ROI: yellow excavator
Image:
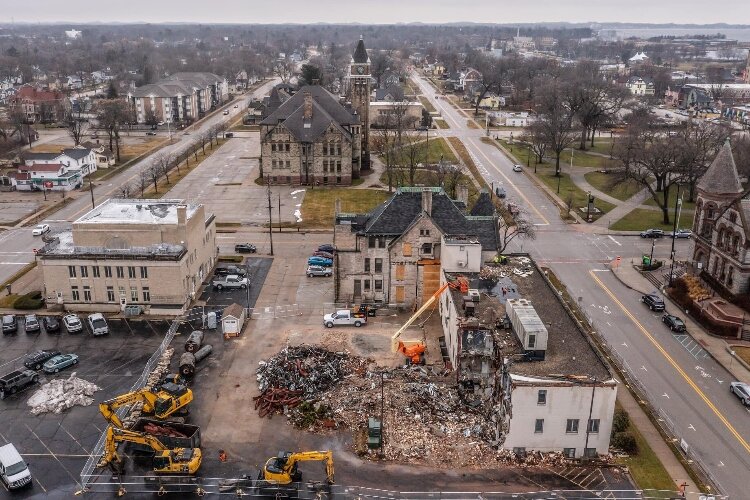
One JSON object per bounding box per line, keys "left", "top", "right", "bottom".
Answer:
{"left": 97, "top": 426, "right": 202, "bottom": 475}
{"left": 260, "top": 451, "right": 334, "bottom": 486}
{"left": 99, "top": 384, "right": 193, "bottom": 428}
{"left": 391, "top": 276, "right": 468, "bottom": 364}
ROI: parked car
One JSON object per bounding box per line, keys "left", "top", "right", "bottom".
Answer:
{"left": 234, "top": 104, "right": 239, "bottom": 108}
{"left": 0, "top": 443, "right": 32, "bottom": 490}
{"left": 323, "top": 310, "right": 366, "bottom": 328}
{"left": 234, "top": 243, "right": 257, "bottom": 253}
{"left": 43, "top": 316, "right": 60, "bottom": 333}
{"left": 416, "top": 125, "right": 429, "bottom": 131}
{"left": 312, "top": 251, "right": 334, "bottom": 260}
{"left": 640, "top": 229, "right": 664, "bottom": 238}
{"left": 224, "top": 132, "right": 234, "bottom": 138}
{"left": 317, "top": 244, "right": 336, "bottom": 254}
{"left": 43, "top": 353, "right": 79, "bottom": 374}
{"left": 306, "top": 265, "right": 332, "bottom": 277}
{"left": 729, "top": 381, "right": 750, "bottom": 406}
{"left": 0, "top": 370, "right": 38, "bottom": 399}
{"left": 24, "top": 350, "right": 61, "bottom": 370}
{"left": 24, "top": 315, "right": 40, "bottom": 333}
{"left": 495, "top": 187, "right": 506, "bottom": 198}
{"left": 669, "top": 229, "right": 692, "bottom": 239}
{"left": 212, "top": 274, "right": 249, "bottom": 291}
{"left": 145, "top": 131, "right": 157, "bottom": 136}
{"left": 87, "top": 313, "right": 109, "bottom": 336}
{"left": 63, "top": 314, "right": 83, "bottom": 333}
{"left": 215, "top": 265, "right": 247, "bottom": 277}
{"left": 512, "top": 164, "right": 523, "bottom": 172}
{"left": 308, "top": 256, "right": 333, "bottom": 267}
{"left": 223, "top": 110, "right": 230, "bottom": 115}
{"left": 32, "top": 224, "right": 50, "bottom": 236}
{"left": 641, "top": 293, "right": 666, "bottom": 312}
{"left": 662, "top": 313, "right": 686, "bottom": 332}
{"left": 2, "top": 315, "right": 18, "bottom": 335}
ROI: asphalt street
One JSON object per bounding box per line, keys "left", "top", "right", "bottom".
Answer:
{"left": 414, "top": 73, "right": 750, "bottom": 498}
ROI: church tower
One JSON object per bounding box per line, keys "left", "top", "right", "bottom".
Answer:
{"left": 348, "top": 36, "right": 371, "bottom": 169}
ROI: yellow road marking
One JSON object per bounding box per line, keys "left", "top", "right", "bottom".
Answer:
{"left": 590, "top": 270, "right": 750, "bottom": 455}
{"left": 471, "top": 139, "right": 550, "bottom": 225}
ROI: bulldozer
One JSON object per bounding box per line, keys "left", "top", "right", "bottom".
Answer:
{"left": 99, "top": 384, "right": 193, "bottom": 428}
{"left": 259, "top": 450, "right": 334, "bottom": 487}
{"left": 97, "top": 426, "right": 202, "bottom": 475}
{"left": 391, "top": 276, "right": 468, "bottom": 364}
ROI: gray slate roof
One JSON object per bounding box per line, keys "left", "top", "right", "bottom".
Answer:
{"left": 260, "top": 85, "right": 358, "bottom": 143}
{"left": 357, "top": 188, "right": 498, "bottom": 251}
{"left": 62, "top": 148, "right": 91, "bottom": 160}
{"left": 23, "top": 152, "right": 59, "bottom": 161}
{"left": 353, "top": 38, "right": 369, "bottom": 64}
{"left": 131, "top": 72, "right": 223, "bottom": 98}
{"left": 470, "top": 192, "right": 495, "bottom": 216}
{"left": 697, "top": 140, "right": 743, "bottom": 195}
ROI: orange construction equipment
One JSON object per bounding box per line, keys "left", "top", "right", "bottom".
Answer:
{"left": 390, "top": 276, "right": 468, "bottom": 362}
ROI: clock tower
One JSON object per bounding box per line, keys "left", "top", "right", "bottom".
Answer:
{"left": 348, "top": 36, "right": 371, "bottom": 170}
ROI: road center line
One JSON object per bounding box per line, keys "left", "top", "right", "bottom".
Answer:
{"left": 589, "top": 270, "right": 750, "bottom": 455}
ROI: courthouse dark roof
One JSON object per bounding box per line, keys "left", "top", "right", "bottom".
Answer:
{"left": 353, "top": 37, "right": 369, "bottom": 64}
{"left": 697, "top": 140, "right": 743, "bottom": 196}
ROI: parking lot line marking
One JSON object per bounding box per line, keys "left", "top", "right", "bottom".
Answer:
{"left": 34, "top": 477, "right": 47, "bottom": 493}
{"left": 0, "top": 432, "right": 7, "bottom": 444}
{"left": 24, "top": 423, "right": 83, "bottom": 488}
{"left": 59, "top": 423, "right": 90, "bottom": 454}
{"left": 590, "top": 270, "right": 750, "bottom": 456}
{"left": 23, "top": 453, "right": 92, "bottom": 457}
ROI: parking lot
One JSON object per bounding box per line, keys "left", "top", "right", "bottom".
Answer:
{"left": 0, "top": 316, "right": 170, "bottom": 497}
{"left": 198, "top": 256, "right": 273, "bottom": 309}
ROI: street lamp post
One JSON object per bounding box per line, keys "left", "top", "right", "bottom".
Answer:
{"left": 650, "top": 238, "right": 656, "bottom": 269}
{"left": 668, "top": 184, "right": 683, "bottom": 287}
{"left": 89, "top": 180, "right": 95, "bottom": 209}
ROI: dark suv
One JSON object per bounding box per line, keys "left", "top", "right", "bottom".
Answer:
{"left": 662, "top": 313, "right": 686, "bottom": 332}
{"left": 2, "top": 315, "right": 17, "bottom": 335}
{"left": 642, "top": 293, "right": 665, "bottom": 311}
{"left": 0, "top": 370, "right": 39, "bottom": 399}
{"left": 24, "top": 350, "right": 61, "bottom": 371}
{"left": 215, "top": 265, "right": 247, "bottom": 277}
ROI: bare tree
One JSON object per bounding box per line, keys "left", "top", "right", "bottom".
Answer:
{"left": 497, "top": 205, "right": 536, "bottom": 254}
{"left": 153, "top": 151, "right": 174, "bottom": 185}
{"left": 116, "top": 181, "right": 135, "bottom": 198}
{"left": 274, "top": 59, "right": 296, "bottom": 84}
{"left": 521, "top": 121, "right": 548, "bottom": 165}
{"left": 67, "top": 110, "right": 89, "bottom": 146}
{"left": 96, "top": 99, "right": 131, "bottom": 162}
{"left": 371, "top": 124, "right": 398, "bottom": 193}
{"left": 138, "top": 168, "right": 150, "bottom": 197}
{"left": 401, "top": 133, "right": 424, "bottom": 185}
{"left": 535, "top": 81, "right": 579, "bottom": 175}
{"left": 147, "top": 162, "right": 160, "bottom": 194}
{"left": 435, "top": 159, "right": 463, "bottom": 198}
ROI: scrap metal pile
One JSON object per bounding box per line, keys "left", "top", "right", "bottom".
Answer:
{"left": 254, "top": 345, "right": 368, "bottom": 418}
{"left": 142, "top": 422, "right": 188, "bottom": 439}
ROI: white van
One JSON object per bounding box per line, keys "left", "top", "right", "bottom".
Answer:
{"left": 0, "top": 443, "right": 32, "bottom": 490}
{"left": 87, "top": 313, "right": 109, "bottom": 336}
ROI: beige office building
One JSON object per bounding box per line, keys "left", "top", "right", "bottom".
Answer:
{"left": 39, "top": 199, "right": 217, "bottom": 316}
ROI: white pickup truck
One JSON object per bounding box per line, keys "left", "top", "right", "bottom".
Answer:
{"left": 211, "top": 274, "right": 248, "bottom": 290}
{"left": 323, "top": 310, "right": 366, "bottom": 328}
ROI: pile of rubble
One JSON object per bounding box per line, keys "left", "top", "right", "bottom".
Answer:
{"left": 27, "top": 373, "right": 101, "bottom": 415}
{"left": 121, "top": 347, "right": 174, "bottom": 428}
{"left": 254, "top": 345, "right": 369, "bottom": 417}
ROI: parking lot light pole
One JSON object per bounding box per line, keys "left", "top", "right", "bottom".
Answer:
{"left": 669, "top": 184, "right": 682, "bottom": 287}
{"left": 89, "top": 180, "right": 95, "bottom": 209}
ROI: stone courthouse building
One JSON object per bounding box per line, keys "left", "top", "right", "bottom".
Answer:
{"left": 334, "top": 187, "right": 500, "bottom": 306}
{"left": 259, "top": 37, "right": 371, "bottom": 185}
{"left": 692, "top": 140, "right": 750, "bottom": 295}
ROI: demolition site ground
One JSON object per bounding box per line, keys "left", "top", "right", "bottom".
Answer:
{"left": 2, "top": 248, "right": 634, "bottom": 497}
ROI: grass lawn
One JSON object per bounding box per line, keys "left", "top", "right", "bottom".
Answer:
{"left": 379, "top": 136, "right": 457, "bottom": 165}
{"left": 557, "top": 148, "right": 614, "bottom": 169}
{"left": 300, "top": 188, "right": 390, "bottom": 228}
{"left": 642, "top": 187, "right": 697, "bottom": 211}
{"left": 467, "top": 120, "right": 480, "bottom": 129}
{"left": 447, "top": 137, "right": 489, "bottom": 189}
{"left": 379, "top": 168, "right": 480, "bottom": 205}
{"left": 614, "top": 404, "right": 676, "bottom": 493}
{"left": 434, "top": 119, "right": 449, "bottom": 129}
{"left": 534, "top": 164, "right": 615, "bottom": 218}
{"left": 610, "top": 208, "right": 680, "bottom": 231}
{"left": 732, "top": 345, "right": 750, "bottom": 365}
{"left": 418, "top": 96, "right": 436, "bottom": 113}
{"left": 584, "top": 137, "right": 615, "bottom": 155}
{"left": 585, "top": 171, "right": 642, "bottom": 201}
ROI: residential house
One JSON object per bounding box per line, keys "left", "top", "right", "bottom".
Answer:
{"left": 373, "top": 85, "right": 404, "bottom": 102}
{"left": 23, "top": 148, "right": 97, "bottom": 178}
{"left": 678, "top": 85, "right": 713, "bottom": 109}
{"left": 369, "top": 100, "right": 422, "bottom": 127}
{"left": 380, "top": 72, "right": 401, "bottom": 88}
{"left": 625, "top": 76, "right": 655, "bottom": 96}
{"left": 478, "top": 93, "right": 503, "bottom": 110}
{"left": 8, "top": 85, "right": 69, "bottom": 123}
{"left": 628, "top": 52, "right": 650, "bottom": 64}
{"left": 16, "top": 163, "right": 81, "bottom": 192}
{"left": 66, "top": 76, "right": 84, "bottom": 90}
{"left": 38, "top": 199, "right": 217, "bottom": 316}
{"left": 235, "top": 70, "right": 249, "bottom": 89}
{"left": 129, "top": 72, "right": 229, "bottom": 124}
{"left": 490, "top": 111, "right": 528, "bottom": 127}
{"left": 82, "top": 142, "right": 116, "bottom": 168}
{"left": 334, "top": 187, "right": 499, "bottom": 306}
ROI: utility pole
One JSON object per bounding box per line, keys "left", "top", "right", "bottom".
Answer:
{"left": 669, "top": 184, "right": 682, "bottom": 287}
{"left": 278, "top": 193, "right": 282, "bottom": 233}
{"left": 89, "top": 180, "right": 95, "bottom": 208}
{"left": 379, "top": 371, "right": 385, "bottom": 458}
{"left": 266, "top": 177, "right": 274, "bottom": 256}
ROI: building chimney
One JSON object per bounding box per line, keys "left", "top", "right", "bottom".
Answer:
{"left": 421, "top": 188, "right": 433, "bottom": 216}
{"left": 176, "top": 204, "right": 187, "bottom": 226}
{"left": 457, "top": 184, "right": 469, "bottom": 206}
{"left": 303, "top": 91, "right": 313, "bottom": 120}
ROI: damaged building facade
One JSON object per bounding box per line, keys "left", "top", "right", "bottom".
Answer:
{"left": 439, "top": 251, "right": 617, "bottom": 458}
{"left": 334, "top": 187, "right": 499, "bottom": 306}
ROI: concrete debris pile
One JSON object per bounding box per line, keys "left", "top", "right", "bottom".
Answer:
{"left": 255, "top": 345, "right": 369, "bottom": 418}
{"left": 27, "top": 373, "right": 101, "bottom": 415}
{"left": 479, "top": 259, "right": 533, "bottom": 281}
{"left": 479, "top": 266, "right": 508, "bottom": 280}
{"left": 121, "top": 347, "right": 174, "bottom": 428}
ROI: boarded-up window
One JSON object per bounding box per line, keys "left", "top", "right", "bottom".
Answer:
{"left": 395, "top": 286, "right": 405, "bottom": 303}
{"left": 403, "top": 243, "right": 412, "bottom": 257}
{"left": 395, "top": 264, "right": 405, "bottom": 280}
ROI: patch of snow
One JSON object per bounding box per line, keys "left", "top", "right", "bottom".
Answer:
{"left": 27, "top": 373, "right": 101, "bottom": 415}
{"left": 290, "top": 189, "right": 306, "bottom": 196}
{"left": 294, "top": 209, "right": 303, "bottom": 223}
{"left": 295, "top": 204, "right": 301, "bottom": 207}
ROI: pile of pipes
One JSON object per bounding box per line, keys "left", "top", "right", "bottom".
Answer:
{"left": 254, "top": 344, "right": 369, "bottom": 417}
{"left": 27, "top": 373, "right": 101, "bottom": 415}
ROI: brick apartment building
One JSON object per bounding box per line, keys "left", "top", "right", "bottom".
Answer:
{"left": 8, "top": 85, "right": 70, "bottom": 123}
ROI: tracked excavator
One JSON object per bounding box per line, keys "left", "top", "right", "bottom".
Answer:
{"left": 391, "top": 276, "right": 468, "bottom": 364}
{"left": 259, "top": 450, "right": 334, "bottom": 486}
{"left": 97, "top": 426, "right": 202, "bottom": 475}
{"left": 99, "top": 383, "right": 193, "bottom": 428}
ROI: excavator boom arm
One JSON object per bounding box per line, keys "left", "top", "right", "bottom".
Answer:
{"left": 285, "top": 451, "right": 335, "bottom": 484}
{"left": 390, "top": 282, "right": 451, "bottom": 351}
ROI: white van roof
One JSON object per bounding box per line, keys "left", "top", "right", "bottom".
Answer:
{"left": 88, "top": 313, "right": 105, "bottom": 320}
{"left": 0, "top": 443, "right": 23, "bottom": 465}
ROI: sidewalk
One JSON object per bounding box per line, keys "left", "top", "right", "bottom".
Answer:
{"left": 612, "top": 262, "right": 750, "bottom": 384}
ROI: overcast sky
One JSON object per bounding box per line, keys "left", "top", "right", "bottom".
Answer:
{"left": 3, "top": 0, "right": 750, "bottom": 25}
